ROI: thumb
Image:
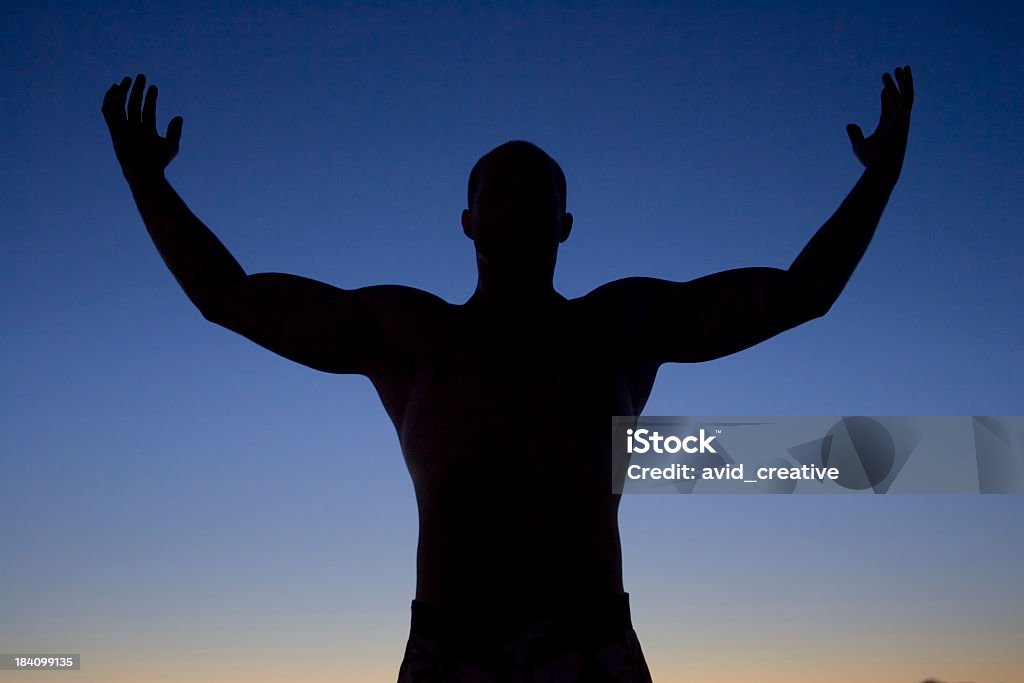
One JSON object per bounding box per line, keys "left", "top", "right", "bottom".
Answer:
{"left": 846, "top": 123, "right": 864, "bottom": 146}
{"left": 166, "top": 116, "right": 184, "bottom": 147}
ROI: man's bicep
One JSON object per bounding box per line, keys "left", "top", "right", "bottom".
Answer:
{"left": 204, "top": 273, "right": 402, "bottom": 375}
{"left": 607, "top": 269, "right": 822, "bottom": 364}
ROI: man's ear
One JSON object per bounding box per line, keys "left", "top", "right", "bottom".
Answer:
{"left": 558, "top": 212, "right": 574, "bottom": 243}
{"left": 461, "top": 209, "right": 475, "bottom": 240}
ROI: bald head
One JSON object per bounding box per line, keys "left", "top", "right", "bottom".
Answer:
{"left": 467, "top": 140, "right": 567, "bottom": 213}
{"left": 461, "top": 140, "right": 573, "bottom": 272}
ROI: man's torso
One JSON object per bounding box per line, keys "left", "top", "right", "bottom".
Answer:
{"left": 365, "top": 291, "right": 660, "bottom": 621}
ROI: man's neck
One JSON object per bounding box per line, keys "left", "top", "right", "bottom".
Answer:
{"left": 467, "top": 266, "right": 565, "bottom": 313}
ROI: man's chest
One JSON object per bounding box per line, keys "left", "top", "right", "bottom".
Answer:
{"left": 394, "top": 312, "right": 650, "bottom": 467}
{"left": 416, "top": 342, "right": 626, "bottom": 413}
{"left": 420, "top": 307, "right": 631, "bottom": 404}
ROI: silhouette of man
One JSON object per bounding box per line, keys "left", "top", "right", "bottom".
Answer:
{"left": 102, "top": 65, "right": 913, "bottom": 682}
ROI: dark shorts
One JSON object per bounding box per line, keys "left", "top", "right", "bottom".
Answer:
{"left": 397, "top": 593, "right": 653, "bottom": 682}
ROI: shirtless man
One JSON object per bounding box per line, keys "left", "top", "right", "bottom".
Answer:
{"left": 102, "top": 65, "right": 913, "bottom": 681}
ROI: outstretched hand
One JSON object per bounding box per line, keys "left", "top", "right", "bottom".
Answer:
{"left": 846, "top": 65, "right": 914, "bottom": 175}
{"left": 102, "top": 74, "right": 183, "bottom": 183}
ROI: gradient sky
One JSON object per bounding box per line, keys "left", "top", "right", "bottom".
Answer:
{"left": 3, "top": 2, "right": 1023, "bottom": 682}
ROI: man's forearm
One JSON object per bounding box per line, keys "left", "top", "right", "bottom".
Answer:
{"left": 788, "top": 164, "right": 900, "bottom": 313}
{"left": 127, "top": 173, "right": 246, "bottom": 317}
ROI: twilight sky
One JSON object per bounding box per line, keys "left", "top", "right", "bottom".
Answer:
{"left": 2, "top": 2, "right": 1022, "bottom": 682}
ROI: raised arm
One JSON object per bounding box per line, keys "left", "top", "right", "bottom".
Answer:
{"left": 102, "top": 74, "right": 427, "bottom": 376}
{"left": 788, "top": 64, "right": 914, "bottom": 311}
{"left": 593, "top": 65, "right": 914, "bottom": 365}
{"left": 102, "top": 74, "right": 244, "bottom": 316}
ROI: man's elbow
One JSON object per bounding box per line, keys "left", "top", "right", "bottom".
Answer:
{"left": 783, "top": 290, "right": 834, "bottom": 324}
{"left": 195, "top": 289, "right": 237, "bottom": 326}
{"left": 805, "top": 296, "right": 835, "bottom": 321}
{"left": 192, "top": 278, "right": 248, "bottom": 326}
{"left": 200, "top": 304, "right": 225, "bottom": 325}
{"left": 784, "top": 271, "right": 836, "bottom": 322}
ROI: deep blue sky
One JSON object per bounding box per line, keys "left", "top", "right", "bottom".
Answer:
{"left": 2, "top": 2, "right": 1022, "bottom": 681}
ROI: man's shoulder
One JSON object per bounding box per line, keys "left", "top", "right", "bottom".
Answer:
{"left": 349, "top": 285, "right": 457, "bottom": 354}
{"left": 575, "top": 276, "right": 680, "bottom": 313}
{"left": 354, "top": 284, "right": 451, "bottom": 310}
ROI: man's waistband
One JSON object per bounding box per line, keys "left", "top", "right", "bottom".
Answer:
{"left": 408, "top": 592, "right": 635, "bottom": 651}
